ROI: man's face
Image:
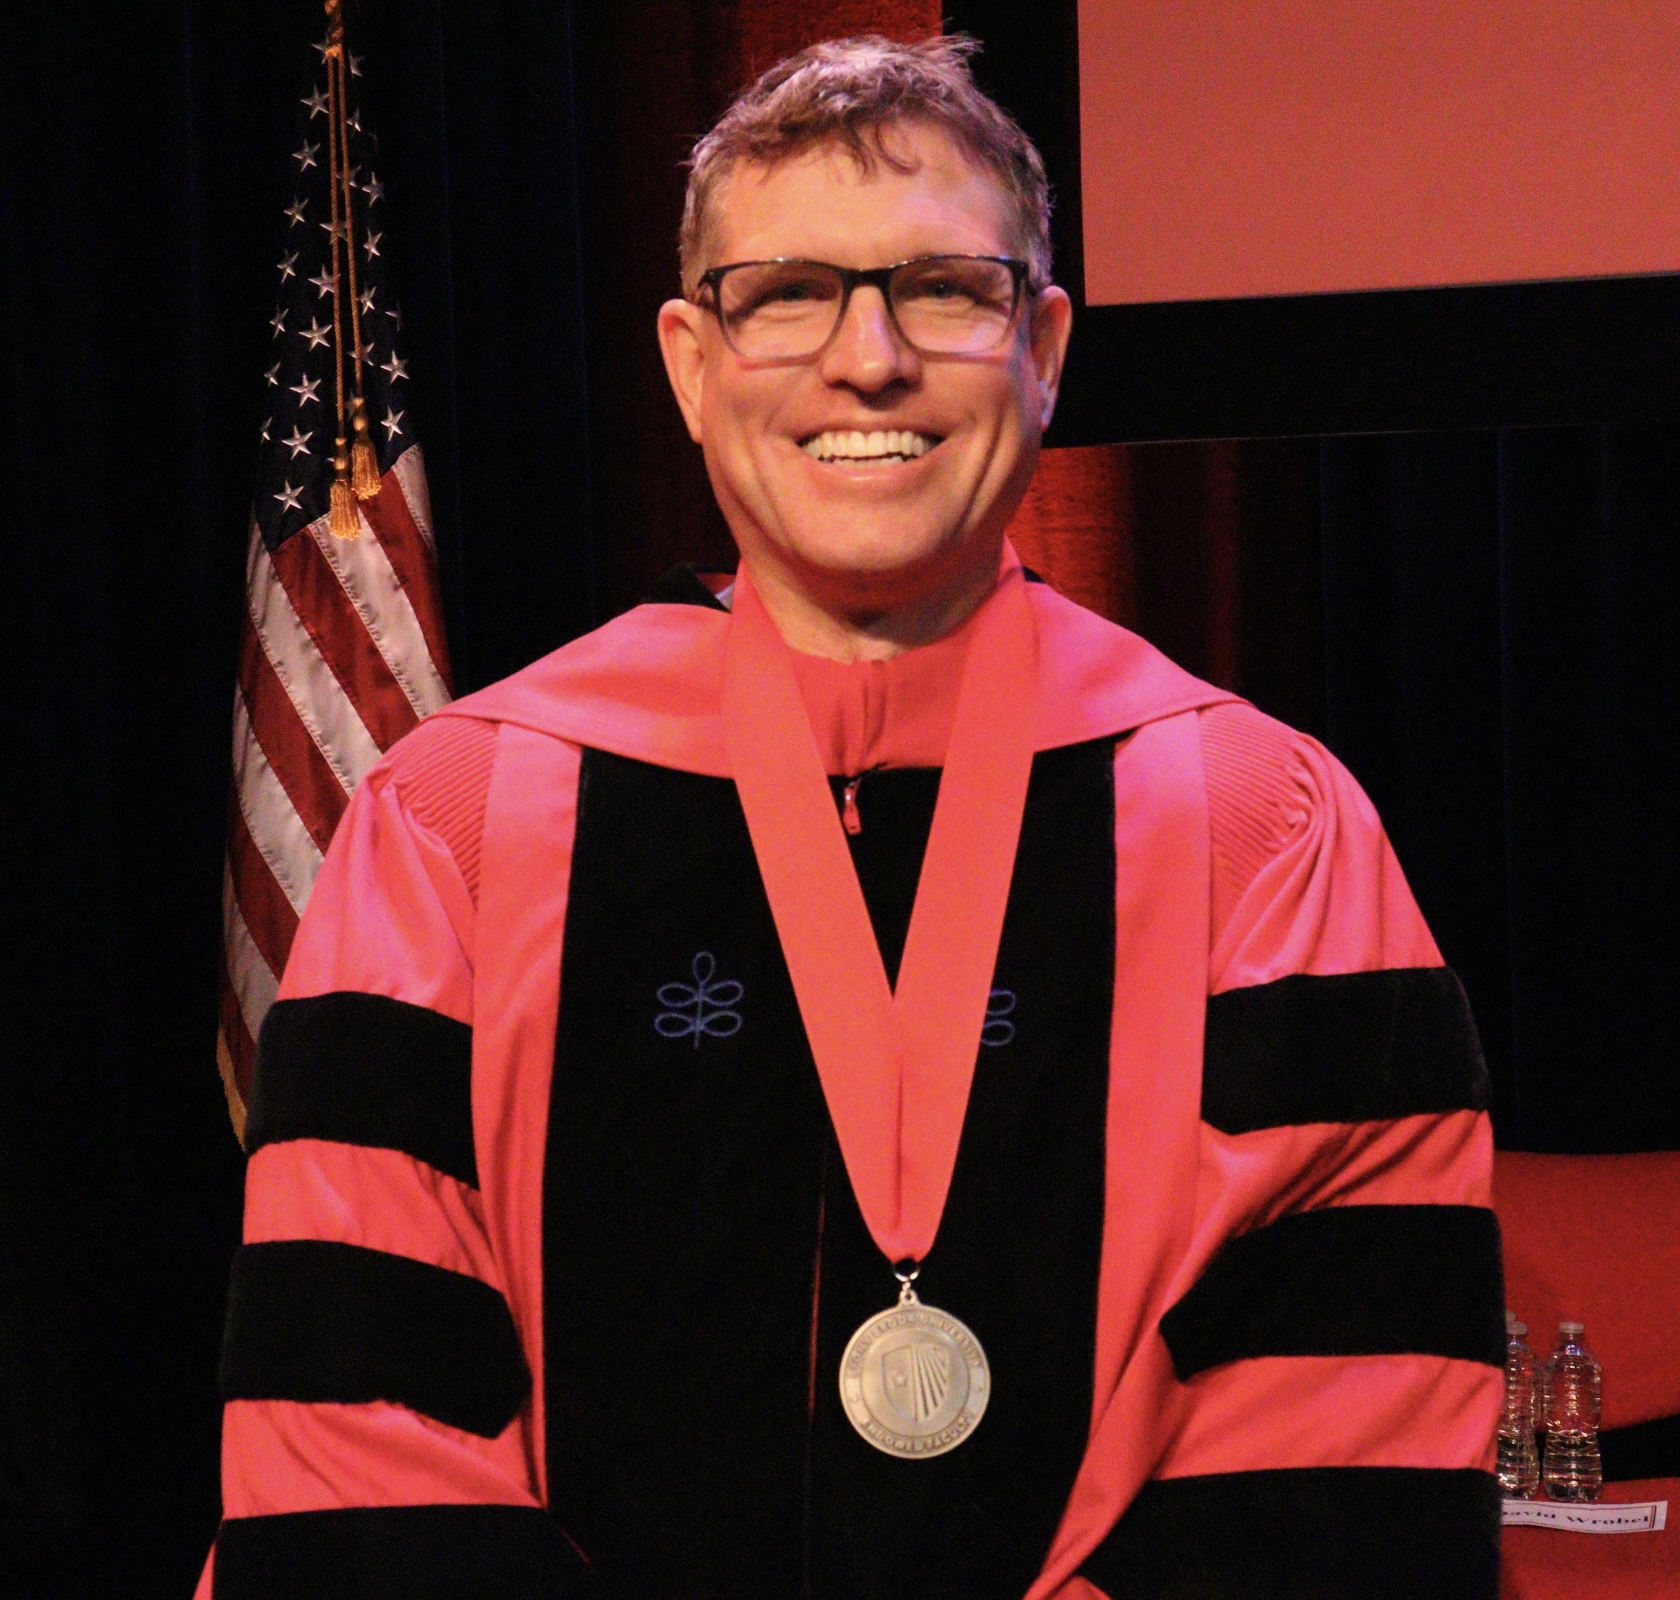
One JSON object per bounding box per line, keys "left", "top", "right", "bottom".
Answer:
{"left": 659, "top": 122, "right": 1072, "bottom": 619}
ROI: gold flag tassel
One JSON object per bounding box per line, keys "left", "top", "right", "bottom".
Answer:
{"left": 330, "top": 436, "right": 359, "bottom": 538}
{"left": 351, "top": 396, "right": 381, "bottom": 498}
{"left": 323, "top": 0, "right": 360, "bottom": 538}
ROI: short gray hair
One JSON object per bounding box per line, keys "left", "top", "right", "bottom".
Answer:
{"left": 680, "top": 35, "right": 1052, "bottom": 296}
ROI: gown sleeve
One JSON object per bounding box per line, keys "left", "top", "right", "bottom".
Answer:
{"left": 1077, "top": 702, "right": 1504, "bottom": 1600}
{"left": 201, "top": 716, "right": 588, "bottom": 1600}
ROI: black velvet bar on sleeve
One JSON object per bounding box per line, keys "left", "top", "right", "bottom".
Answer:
{"left": 1160, "top": 1204, "right": 1506, "bottom": 1380}
{"left": 1203, "top": 967, "right": 1489, "bottom": 1133}
{"left": 1078, "top": 1467, "right": 1501, "bottom": 1599}
{"left": 213, "top": 1505, "right": 590, "bottom": 1599}
{"left": 219, "top": 1240, "right": 529, "bottom": 1438}
{"left": 247, "top": 991, "right": 477, "bottom": 1186}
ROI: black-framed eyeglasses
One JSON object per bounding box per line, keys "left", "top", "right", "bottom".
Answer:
{"left": 694, "top": 255, "right": 1032, "bottom": 362}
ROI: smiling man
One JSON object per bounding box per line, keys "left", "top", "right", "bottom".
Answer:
{"left": 204, "top": 36, "right": 1504, "bottom": 1600}
{"left": 657, "top": 102, "right": 1067, "bottom": 660}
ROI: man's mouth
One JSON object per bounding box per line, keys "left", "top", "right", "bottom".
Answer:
{"left": 799, "top": 429, "right": 941, "bottom": 465}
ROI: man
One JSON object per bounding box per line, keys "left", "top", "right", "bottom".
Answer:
{"left": 204, "top": 36, "right": 1503, "bottom": 1600}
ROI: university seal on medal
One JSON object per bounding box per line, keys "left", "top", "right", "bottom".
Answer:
{"left": 839, "top": 1281, "right": 990, "bottom": 1458}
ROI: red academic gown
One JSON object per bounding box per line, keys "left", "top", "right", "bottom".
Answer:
{"left": 200, "top": 570, "right": 1503, "bottom": 1599}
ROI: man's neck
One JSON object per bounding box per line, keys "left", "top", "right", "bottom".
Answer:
{"left": 741, "top": 547, "right": 1002, "bottom": 663}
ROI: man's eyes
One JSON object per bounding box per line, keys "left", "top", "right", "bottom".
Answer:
{"left": 735, "top": 275, "right": 838, "bottom": 315}
{"left": 766, "top": 279, "right": 831, "bottom": 303}
{"left": 898, "top": 274, "right": 1002, "bottom": 311}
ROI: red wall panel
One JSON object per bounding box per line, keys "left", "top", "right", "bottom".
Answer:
{"left": 1079, "top": 0, "right": 1680, "bottom": 305}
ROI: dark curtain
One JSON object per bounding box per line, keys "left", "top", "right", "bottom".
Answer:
{"left": 1123, "top": 428, "right": 1680, "bottom": 1156}
{"left": 3, "top": 7, "right": 275, "bottom": 1595}
{"left": 1319, "top": 427, "right": 1680, "bottom": 1155}
{"left": 0, "top": 2, "right": 607, "bottom": 1593}
{"left": 3, "top": 3, "right": 1677, "bottom": 1596}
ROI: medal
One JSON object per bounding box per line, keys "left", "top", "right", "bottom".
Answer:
{"left": 722, "top": 553, "right": 1036, "bottom": 1457}
{"left": 839, "top": 1268, "right": 990, "bottom": 1458}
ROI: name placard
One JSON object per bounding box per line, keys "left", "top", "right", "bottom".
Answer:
{"left": 1502, "top": 1500, "right": 1668, "bottom": 1534}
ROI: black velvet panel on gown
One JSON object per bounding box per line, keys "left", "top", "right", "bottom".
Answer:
{"left": 544, "top": 737, "right": 1116, "bottom": 1599}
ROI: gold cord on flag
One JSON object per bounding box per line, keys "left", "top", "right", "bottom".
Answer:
{"left": 323, "top": 0, "right": 370, "bottom": 537}
{"left": 334, "top": 26, "right": 381, "bottom": 499}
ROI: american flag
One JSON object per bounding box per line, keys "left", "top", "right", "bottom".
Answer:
{"left": 218, "top": 25, "right": 453, "bottom": 1137}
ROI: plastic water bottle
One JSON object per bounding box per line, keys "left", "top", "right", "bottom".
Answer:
{"left": 1496, "top": 1312, "right": 1540, "bottom": 1498}
{"left": 1542, "top": 1320, "right": 1602, "bottom": 1502}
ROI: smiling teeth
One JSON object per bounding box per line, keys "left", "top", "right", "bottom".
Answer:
{"left": 801, "top": 429, "right": 935, "bottom": 462}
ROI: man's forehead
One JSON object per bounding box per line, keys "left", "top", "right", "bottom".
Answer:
{"left": 704, "top": 124, "right": 1015, "bottom": 267}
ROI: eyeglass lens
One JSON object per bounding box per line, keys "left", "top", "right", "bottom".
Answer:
{"left": 715, "top": 257, "right": 1020, "bottom": 359}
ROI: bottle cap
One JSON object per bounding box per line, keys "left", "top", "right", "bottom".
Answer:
{"left": 1560, "top": 1320, "right": 1584, "bottom": 1338}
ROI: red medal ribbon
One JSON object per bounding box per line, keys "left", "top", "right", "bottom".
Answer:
{"left": 722, "top": 551, "right": 1038, "bottom": 1264}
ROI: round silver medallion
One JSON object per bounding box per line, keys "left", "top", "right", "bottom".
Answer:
{"left": 839, "top": 1282, "right": 990, "bottom": 1459}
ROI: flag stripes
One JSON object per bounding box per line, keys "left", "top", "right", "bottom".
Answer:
{"left": 217, "top": 943, "right": 257, "bottom": 1109}
{"left": 225, "top": 868, "right": 282, "bottom": 1052}
{"left": 251, "top": 533, "right": 388, "bottom": 785}
{"left": 222, "top": 444, "right": 451, "bottom": 1135}
{"left": 270, "top": 529, "right": 420, "bottom": 752}
{"left": 306, "top": 513, "right": 449, "bottom": 721}
{"left": 230, "top": 689, "right": 323, "bottom": 916}
{"left": 225, "top": 793, "right": 302, "bottom": 975}
{"left": 365, "top": 464, "right": 453, "bottom": 684}
{"left": 237, "top": 613, "right": 349, "bottom": 855}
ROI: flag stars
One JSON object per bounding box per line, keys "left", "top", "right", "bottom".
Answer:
{"left": 274, "top": 482, "right": 305, "bottom": 514}
{"left": 347, "top": 110, "right": 364, "bottom": 134}
{"left": 290, "top": 374, "right": 322, "bottom": 407}
{"left": 294, "top": 140, "right": 320, "bottom": 172}
{"left": 300, "top": 317, "right": 331, "bottom": 350}
{"left": 380, "top": 408, "right": 405, "bottom": 442}
{"left": 260, "top": 419, "right": 272, "bottom": 443}
{"left": 349, "top": 52, "right": 363, "bottom": 77}
{"left": 319, "top": 217, "right": 345, "bottom": 243}
{"left": 265, "top": 361, "right": 281, "bottom": 387}
{"left": 282, "top": 425, "right": 314, "bottom": 460}
{"left": 277, "top": 250, "right": 298, "bottom": 282}
{"left": 359, "top": 286, "right": 376, "bottom": 315}
{"left": 284, "top": 197, "right": 307, "bottom": 228}
{"left": 388, "top": 305, "right": 402, "bottom": 331}
{"left": 269, "top": 308, "right": 287, "bottom": 337}
{"left": 380, "top": 352, "right": 409, "bottom": 383}
{"left": 303, "top": 87, "right": 329, "bottom": 119}
{"left": 308, "top": 267, "right": 336, "bottom": 299}
{"left": 363, "top": 230, "right": 382, "bottom": 260}
{"left": 361, "top": 173, "right": 384, "bottom": 204}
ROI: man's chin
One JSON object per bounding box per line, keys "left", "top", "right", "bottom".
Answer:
{"left": 776, "top": 519, "right": 975, "bottom": 589}
{"left": 779, "top": 531, "right": 967, "bottom": 598}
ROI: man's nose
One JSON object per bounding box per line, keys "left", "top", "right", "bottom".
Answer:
{"left": 817, "top": 285, "right": 919, "bottom": 391}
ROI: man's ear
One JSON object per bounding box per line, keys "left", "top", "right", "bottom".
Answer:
{"left": 658, "top": 297, "right": 708, "bottom": 445}
{"left": 1027, "top": 285, "right": 1073, "bottom": 431}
